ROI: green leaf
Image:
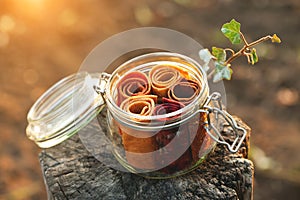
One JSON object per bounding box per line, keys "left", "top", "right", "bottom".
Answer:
{"left": 213, "top": 62, "right": 233, "bottom": 82}
{"left": 250, "top": 48, "right": 258, "bottom": 65}
{"left": 215, "top": 61, "right": 225, "bottom": 71}
{"left": 223, "top": 67, "right": 233, "bottom": 80}
{"left": 213, "top": 70, "right": 223, "bottom": 82}
{"left": 221, "top": 19, "right": 241, "bottom": 44}
{"left": 212, "top": 47, "right": 226, "bottom": 62}
{"left": 246, "top": 48, "right": 258, "bottom": 65}
{"left": 199, "top": 48, "right": 213, "bottom": 71}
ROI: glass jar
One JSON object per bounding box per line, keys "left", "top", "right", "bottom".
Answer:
{"left": 26, "top": 52, "right": 247, "bottom": 179}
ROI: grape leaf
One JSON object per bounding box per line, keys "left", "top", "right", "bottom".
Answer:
{"left": 199, "top": 48, "right": 213, "bottom": 71}
{"left": 212, "top": 47, "right": 226, "bottom": 62}
{"left": 213, "top": 62, "right": 233, "bottom": 82}
{"left": 221, "top": 19, "right": 241, "bottom": 44}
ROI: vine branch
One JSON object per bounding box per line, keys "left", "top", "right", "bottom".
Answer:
{"left": 200, "top": 19, "right": 281, "bottom": 82}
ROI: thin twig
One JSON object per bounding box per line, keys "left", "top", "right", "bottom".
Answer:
{"left": 207, "top": 69, "right": 216, "bottom": 80}
{"left": 225, "top": 35, "right": 273, "bottom": 66}
{"left": 224, "top": 48, "right": 235, "bottom": 56}
{"left": 240, "top": 32, "right": 249, "bottom": 46}
{"left": 248, "top": 35, "right": 273, "bottom": 47}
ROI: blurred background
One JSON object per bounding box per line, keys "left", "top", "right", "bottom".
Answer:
{"left": 0, "top": 0, "right": 299, "bottom": 199}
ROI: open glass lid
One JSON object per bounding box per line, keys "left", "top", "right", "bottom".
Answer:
{"left": 26, "top": 72, "right": 105, "bottom": 148}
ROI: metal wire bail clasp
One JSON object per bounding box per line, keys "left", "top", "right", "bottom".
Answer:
{"left": 203, "top": 92, "right": 247, "bottom": 153}
{"left": 93, "top": 72, "right": 111, "bottom": 101}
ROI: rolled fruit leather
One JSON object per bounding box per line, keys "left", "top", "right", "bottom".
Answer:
{"left": 115, "top": 65, "right": 211, "bottom": 171}
{"left": 149, "top": 64, "right": 189, "bottom": 97}
{"left": 114, "top": 71, "right": 158, "bottom": 169}
{"left": 116, "top": 71, "right": 151, "bottom": 105}
{"left": 153, "top": 98, "right": 192, "bottom": 173}
{"left": 150, "top": 64, "right": 208, "bottom": 166}
{"left": 118, "top": 94, "right": 159, "bottom": 169}
{"left": 167, "top": 77, "right": 211, "bottom": 163}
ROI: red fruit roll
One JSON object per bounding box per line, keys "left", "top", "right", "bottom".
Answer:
{"left": 153, "top": 98, "right": 192, "bottom": 173}
{"left": 168, "top": 79, "right": 201, "bottom": 105}
{"left": 167, "top": 79, "right": 208, "bottom": 164}
{"left": 116, "top": 71, "right": 151, "bottom": 105}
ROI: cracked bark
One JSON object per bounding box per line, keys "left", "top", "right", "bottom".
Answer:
{"left": 39, "top": 112, "right": 253, "bottom": 200}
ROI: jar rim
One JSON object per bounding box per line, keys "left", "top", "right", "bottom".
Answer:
{"left": 105, "top": 52, "right": 209, "bottom": 124}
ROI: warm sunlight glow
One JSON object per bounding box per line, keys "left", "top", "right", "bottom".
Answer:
{"left": 9, "top": 0, "right": 48, "bottom": 19}
{"left": 24, "top": 0, "right": 45, "bottom": 6}
{"left": 0, "top": 15, "right": 15, "bottom": 33}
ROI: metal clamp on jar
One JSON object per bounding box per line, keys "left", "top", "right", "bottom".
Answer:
{"left": 26, "top": 52, "right": 246, "bottom": 178}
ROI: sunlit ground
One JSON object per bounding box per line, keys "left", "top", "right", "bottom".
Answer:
{"left": 0, "top": 0, "right": 300, "bottom": 199}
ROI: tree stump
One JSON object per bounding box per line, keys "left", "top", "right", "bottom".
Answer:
{"left": 39, "top": 113, "right": 253, "bottom": 200}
